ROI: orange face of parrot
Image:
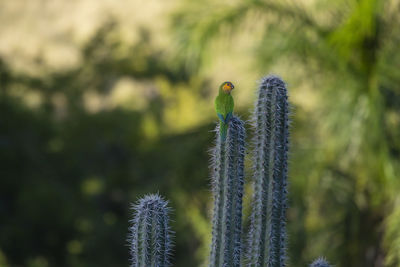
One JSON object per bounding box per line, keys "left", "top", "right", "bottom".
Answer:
{"left": 222, "top": 81, "right": 234, "bottom": 93}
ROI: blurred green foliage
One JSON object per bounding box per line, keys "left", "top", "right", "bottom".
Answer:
{"left": 0, "top": 20, "right": 214, "bottom": 267}
{"left": 0, "top": 0, "right": 399, "bottom": 266}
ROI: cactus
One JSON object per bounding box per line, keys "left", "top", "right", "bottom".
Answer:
{"left": 127, "top": 76, "right": 335, "bottom": 267}
{"left": 247, "top": 75, "right": 290, "bottom": 267}
{"left": 310, "top": 258, "right": 332, "bottom": 267}
{"left": 209, "top": 115, "right": 246, "bottom": 267}
{"left": 129, "top": 194, "right": 173, "bottom": 267}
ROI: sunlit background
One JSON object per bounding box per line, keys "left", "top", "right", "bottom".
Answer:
{"left": 0, "top": 0, "right": 399, "bottom": 266}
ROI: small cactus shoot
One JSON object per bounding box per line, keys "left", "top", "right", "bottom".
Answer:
{"left": 310, "top": 257, "right": 332, "bottom": 267}
{"left": 129, "top": 194, "right": 173, "bottom": 267}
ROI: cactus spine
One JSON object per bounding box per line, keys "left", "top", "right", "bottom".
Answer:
{"left": 209, "top": 116, "right": 246, "bottom": 267}
{"left": 310, "top": 258, "right": 332, "bottom": 267}
{"left": 129, "top": 194, "right": 173, "bottom": 267}
{"left": 247, "top": 76, "right": 289, "bottom": 267}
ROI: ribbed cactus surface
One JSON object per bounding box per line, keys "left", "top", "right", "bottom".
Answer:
{"left": 129, "top": 194, "right": 173, "bottom": 267}
{"left": 310, "top": 258, "right": 332, "bottom": 267}
{"left": 209, "top": 115, "right": 246, "bottom": 267}
{"left": 247, "top": 75, "right": 290, "bottom": 267}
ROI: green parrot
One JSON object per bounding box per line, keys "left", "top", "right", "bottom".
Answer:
{"left": 215, "top": 81, "right": 235, "bottom": 140}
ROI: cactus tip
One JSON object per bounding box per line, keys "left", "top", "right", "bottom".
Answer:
{"left": 310, "top": 257, "right": 332, "bottom": 267}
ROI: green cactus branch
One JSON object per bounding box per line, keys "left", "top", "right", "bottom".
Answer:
{"left": 129, "top": 194, "right": 173, "bottom": 267}
{"left": 210, "top": 115, "right": 246, "bottom": 267}
{"left": 247, "top": 75, "right": 290, "bottom": 267}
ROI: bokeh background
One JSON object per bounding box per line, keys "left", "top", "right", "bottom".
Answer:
{"left": 0, "top": 0, "right": 399, "bottom": 266}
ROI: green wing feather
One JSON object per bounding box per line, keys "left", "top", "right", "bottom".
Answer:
{"left": 215, "top": 93, "right": 234, "bottom": 140}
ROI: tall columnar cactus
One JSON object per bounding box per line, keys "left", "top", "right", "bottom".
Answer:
{"left": 209, "top": 116, "right": 246, "bottom": 267}
{"left": 129, "top": 194, "right": 173, "bottom": 267}
{"left": 310, "top": 258, "right": 332, "bottom": 267}
{"left": 247, "top": 75, "right": 290, "bottom": 267}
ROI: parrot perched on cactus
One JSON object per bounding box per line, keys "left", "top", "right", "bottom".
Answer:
{"left": 215, "top": 81, "right": 235, "bottom": 140}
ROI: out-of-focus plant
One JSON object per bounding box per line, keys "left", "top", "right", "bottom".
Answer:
{"left": 0, "top": 20, "right": 214, "bottom": 267}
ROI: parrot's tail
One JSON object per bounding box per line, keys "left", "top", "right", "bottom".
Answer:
{"left": 219, "top": 121, "right": 228, "bottom": 141}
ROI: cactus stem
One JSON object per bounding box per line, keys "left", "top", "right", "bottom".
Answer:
{"left": 247, "top": 75, "right": 289, "bottom": 267}
{"left": 129, "top": 194, "right": 173, "bottom": 267}
{"left": 210, "top": 115, "right": 245, "bottom": 267}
